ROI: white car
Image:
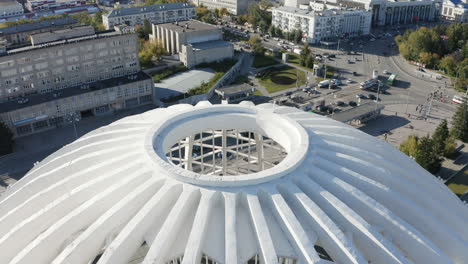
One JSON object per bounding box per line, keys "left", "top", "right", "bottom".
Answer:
{"left": 346, "top": 79, "right": 353, "bottom": 83}
{"left": 383, "top": 70, "right": 390, "bottom": 74}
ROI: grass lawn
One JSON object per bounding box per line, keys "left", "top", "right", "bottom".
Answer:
{"left": 254, "top": 88, "right": 264, "bottom": 96}
{"left": 446, "top": 164, "right": 468, "bottom": 197}
{"left": 253, "top": 55, "right": 279, "bottom": 68}
{"left": 257, "top": 65, "right": 306, "bottom": 93}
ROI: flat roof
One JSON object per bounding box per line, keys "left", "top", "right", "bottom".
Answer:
{"left": 0, "top": 71, "right": 151, "bottom": 113}
{"left": 0, "top": 17, "right": 78, "bottom": 36}
{"left": 190, "top": 39, "right": 231, "bottom": 50}
{"left": 156, "top": 19, "right": 217, "bottom": 33}
{"left": 0, "top": 0, "right": 20, "bottom": 7}
{"left": 3, "top": 30, "right": 128, "bottom": 56}
{"left": 331, "top": 102, "right": 384, "bottom": 123}
{"left": 215, "top": 84, "right": 253, "bottom": 96}
{"left": 106, "top": 3, "right": 194, "bottom": 18}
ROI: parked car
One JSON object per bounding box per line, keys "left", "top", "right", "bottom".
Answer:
{"left": 355, "top": 94, "right": 366, "bottom": 99}
{"left": 352, "top": 72, "right": 357, "bottom": 76}
{"left": 383, "top": 70, "right": 390, "bottom": 74}
{"left": 349, "top": 101, "right": 357, "bottom": 106}
{"left": 335, "top": 101, "right": 345, "bottom": 106}
{"left": 346, "top": 79, "right": 353, "bottom": 83}
{"left": 331, "top": 79, "right": 341, "bottom": 85}
{"left": 329, "top": 54, "right": 336, "bottom": 58}
{"left": 367, "top": 94, "right": 376, "bottom": 100}
{"left": 17, "top": 98, "right": 29, "bottom": 104}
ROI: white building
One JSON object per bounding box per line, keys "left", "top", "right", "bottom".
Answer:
{"left": 102, "top": 2, "right": 196, "bottom": 30}
{"left": 441, "top": 0, "right": 468, "bottom": 21}
{"left": 193, "top": 0, "right": 249, "bottom": 15}
{"left": 285, "top": 0, "right": 437, "bottom": 26}
{"left": 0, "top": 0, "right": 24, "bottom": 19}
{"left": 151, "top": 20, "right": 233, "bottom": 68}
{"left": 272, "top": 6, "right": 372, "bottom": 44}
{"left": 0, "top": 102, "right": 467, "bottom": 264}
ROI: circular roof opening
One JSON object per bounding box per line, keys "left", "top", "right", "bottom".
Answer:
{"left": 166, "top": 129, "right": 288, "bottom": 176}
{"left": 145, "top": 105, "right": 309, "bottom": 187}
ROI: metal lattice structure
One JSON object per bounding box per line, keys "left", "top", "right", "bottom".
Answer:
{"left": 0, "top": 101, "right": 467, "bottom": 264}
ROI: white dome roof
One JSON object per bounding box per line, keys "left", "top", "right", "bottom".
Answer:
{"left": 0, "top": 101, "right": 467, "bottom": 264}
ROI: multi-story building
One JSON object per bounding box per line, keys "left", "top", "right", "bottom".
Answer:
{"left": 25, "top": 0, "right": 87, "bottom": 12}
{"left": 150, "top": 20, "right": 234, "bottom": 68}
{"left": 0, "top": 0, "right": 24, "bottom": 19}
{"left": 0, "top": 29, "right": 154, "bottom": 137}
{"left": 272, "top": 6, "right": 372, "bottom": 44}
{"left": 0, "top": 17, "right": 78, "bottom": 47}
{"left": 102, "top": 3, "right": 196, "bottom": 29}
{"left": 441, "top": 0, "right": 468, "bottom": 21}
{"left": 285, "top": 0, "right": 436, "bottom": 27}
{"left": 192, "top": 0, "right": 249, "bottom": 15}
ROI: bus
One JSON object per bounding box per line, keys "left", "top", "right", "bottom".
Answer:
{"left": 452, "top": 95, "right": 466, "bottom": 104}
{"left": 386, "top": 74, "right": 397, "bottom": 86}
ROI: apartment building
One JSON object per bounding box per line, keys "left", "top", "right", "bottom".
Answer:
{"left": 151, "top": 20, "right": 233, "bottom": 68}
{"left": 193, "top": 0, "right": 249, "bottom": 15}
{"left": 441, "top": 0, "right": 467, "bottom": 22}
{"left": 0, "top": 30, "right": 154, "bottom": 137}
{"left": 25, "top": 0, "right": 86, "bottom": 12}
{"left": 284, "top": 0, "right": 436, "bottom": 27}
{"left": 0, "top": 17, "right": 78, "bottom": 47}
{"left": 272, "top": 6, "right": 372, "bottom": 44}
{"left": 0, "top": 0, "right": 24, "bottom": 19}
{"left": 102, "top": 2, "right": 195, "bottom": 29}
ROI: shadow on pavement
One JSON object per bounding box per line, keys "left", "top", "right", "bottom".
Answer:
{"left": 359, "top": 114, "right": 411, "bottom": 137}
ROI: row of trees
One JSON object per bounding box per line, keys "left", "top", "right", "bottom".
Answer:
{"left": 196, "top": 5, "right": 229, "bottom": 24}
{"left": 400, "top": 101, "right": 468, "bottom": 174}
{"left": 0, "top": 14, "right": 67, "bottom": 28}
{"left": 395, "top": 23, "right": 468, "bottom": 91}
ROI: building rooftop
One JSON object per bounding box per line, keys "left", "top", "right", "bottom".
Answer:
{"left": 0, "top": 0, "right": 20, "bottom": 7}
{"left": 190, "top": 39, "right": 231, "bottom": 50}
{"left": 1, "top": 102, "right": 467, "bottom": 263}
{"left": 3, "top": 30, "right": 131, "bottom": 56}
{"left": 0, "top": 71, "right": 151, "bottom": 114}
{"left": 215, "top": 83, "right": 254, "bottom": 96}
{"left": 156, "top": 19, "right": 217, "bottom": 33}
{"left": 105, "top": 2, "right": 194, "bottom": 18}
{"left": 0, "top": 17, "right": 78, "bottom": 36}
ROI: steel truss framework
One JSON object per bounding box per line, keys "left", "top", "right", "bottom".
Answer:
{"left": 167, "top": 129, "right": 287, "bottom": 176}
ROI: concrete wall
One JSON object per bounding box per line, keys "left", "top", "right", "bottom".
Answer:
{"left": 181, "top": 43, "right": 234, "bottom": 68}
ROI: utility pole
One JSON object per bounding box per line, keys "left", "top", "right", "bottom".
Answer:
{"left": 405, "top": 88, "right": 411, "bottom": 114}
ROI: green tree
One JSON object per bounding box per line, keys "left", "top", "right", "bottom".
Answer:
{"left": 268, "top": 24, "right": 275, "bottom": 36}
{"left": 258, "top": 20, "right": 268, "bottom": 34}
{"left": 439, "top": 56, "right": 456, "bottom": 75}
{"left": 414, "top": 136, "right": 442, "bottom": 174}
{"left": 249, "top": 35, "right": 265, "bottom": 56}
{"left": 444, "top": 136, "right": 458, "bottom": 159}
{"left": 139, "top": 40, "right": 166, "bottom": 68}
{"left": 219, "top": 8, "right": 229, "bottom": 17}
{"left": 0, "top": 122, "right": 13, "bottom": 156}
{"left": 143, "top": 19, "right": 152, "bottom": 39}
{"left": 399, "top": 135, "right": 419, "bottom": 157}
{"left": 299, "top": 43, "right": 311, "bottom": 67}
{"left": 419, "top": 52, "right": 433, "bottom": 67}
{"left": 432, "top": 119, "right": 449, "bottom": 156}
{"left": 293, "top": 29, "right": 303, "bottom": 44}
{"left": 451, "top": 101, "right": 468, "bottom": 142}
{"left": 213, "top": 8, "right": 220, "bottom": 19}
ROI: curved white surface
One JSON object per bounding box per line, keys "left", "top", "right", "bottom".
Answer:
{"left": 0, "top": 101, "right": 467, "bottom": 264}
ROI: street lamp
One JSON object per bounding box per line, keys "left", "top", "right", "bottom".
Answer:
{"left": 64, "top": 112, "right": 81, "bottom": 139}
